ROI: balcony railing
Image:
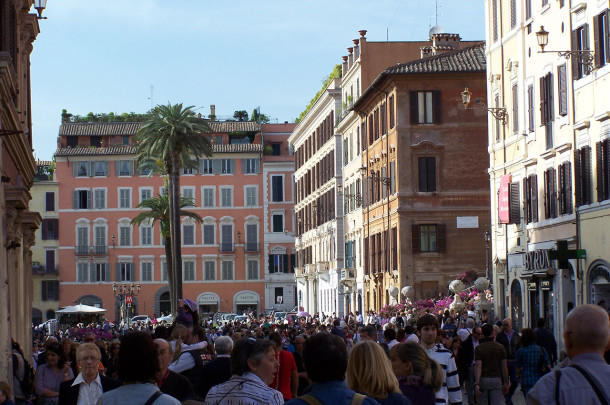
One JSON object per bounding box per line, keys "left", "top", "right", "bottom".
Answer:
{"left": 32, "top": 264, "right": 59, "bottom": 274}
{"left": 244, "top": 242, "right": 259, "bottom": 252}
{"left": 75, "top": 245, "right": 108, "bottom": 255}
{"left": 75, "top": 245, "right": 90, "bottom": 255}
{"left": 93, "top": 245, "right": 108, "bottom": 255}
{"left": 219, "top": 242, "right": 234, "bottom": 253}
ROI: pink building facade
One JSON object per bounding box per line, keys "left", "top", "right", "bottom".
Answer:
{"left": 55, "top": 120, "right": 295, "bottom": 321}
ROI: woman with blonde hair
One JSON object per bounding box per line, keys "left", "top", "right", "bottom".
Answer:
{"left": 347, "top": 341, "right": 412, "bottom": 405}
{"left": 389, "top": 342, "right": 442, "bottom": 405}
{"left": 169, "top": 324, "right": 189, "bottom": 362}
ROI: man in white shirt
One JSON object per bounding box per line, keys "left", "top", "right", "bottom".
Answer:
{"left": 457, "top": 317, "right": 476, "bottom": 342}
{"left": 58, "top": 343, "right": 120, "bottom": 405}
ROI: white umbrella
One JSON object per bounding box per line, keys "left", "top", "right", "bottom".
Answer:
{"left": 56, "top": 304, "right": 106, "bottom": 314}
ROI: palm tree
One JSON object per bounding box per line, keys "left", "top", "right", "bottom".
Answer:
{"left": 131, "top": 194, "right": 202, "bottom": 316}
{"left": 134, "top": 103, "right": 212, "bottom": 309}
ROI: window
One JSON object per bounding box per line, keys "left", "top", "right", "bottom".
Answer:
{"left": 245, "top": 186, "right": 257, "bottom": 207}
{"left": 245, "top": 224, "right": 258, "bottom": 252}
{"left": 93, "top": 161, "right": 108, "bottom": 177}
{"left": 271, "top": 176, "right": 284, "bottom": 202}
{"left": 492, "top": 0, "right": 498, "bottom": 42}
{"left": 220, "top": 224, "right": 233, "bottom": 252}
{"left": 525, "top": 0, "right": 532, "bottom": 20}
{"left": 200, "top": 159, "right": 213, "bottom": 174}
{"left": 220, "top": 187, "right": 233, "bottom": 207}
{"left": 540, "top": 73, "right": 554, "bottom": 149}
{"left": 183, "top": 224, "right": 195, "bottom": 245}
{"left": 412, "top": 224, "right": 446, "bottom": 253}
{"left": 119, "top": 262, "right": 134, "bottom": 281}
{"left": 544, "top": 167, "right": 558, "bottom": 219}
{"left": 76, "top": 227, "right": 89, "bottom": 253}
{"left": 94, "top": 189, "right": 106, "bottom": 210}
{"left": 558, "top": 162, "right": 573, "bottom": 215}
{"left": 119, "top": 188, "right": 131, "bottom": 209}
{"left": 275, "top": 287, "right": 283, "bottom": 305}
{"left": 527, "top": 84, "right": 534, "bottom": 133}
{"left": 575, "top": 146, "right": 592, "bottom": 206}
{"left": 204, "top": 261, "right": 216, "bottom": 280}
{"left": 41, "top": 280, "right": 59, "bottom": 301}
{"left": 221, "top": 159, "right": 233, "bottom": 174}
{"left": 512, "top": 83, "right": 518, "bottom": 134}
{"left": 77, "top": 262, "right": 89, "bottom": 282}
{"left": 203, "top": 225, "right": 215, "bottom": 245}
{"left": 45, "top": 249, "right": 54, "bottom": 271}
{"left": 93, "top": 226, "right": 106, "bottom": 254}
{"left": 67, "top": 137, "right": 78, "bottom": 148}
{"left": 524, "top": 174, "right": 538, "bottom": 224}
{"left": 594, "top": 10, "right": 610, "bottom": 68}
{"left": 75, "top": 161, "right": 89, "bottom": 177}
{"left": 140, "top": 225, "right": 153, "bottom": 246}
{"left": 572, "top": 24, "right": 591, "bottom": 80}
{"left": 161, "top": 261, "right": 168, "bottom": 282}
{"left": 243, "top": 158, "right": 259, "bottom": 174}
{"left": 247, "top": 260, "right": 258, "bottom": 280}
{"left": 116, "top": 160, "right": 134, "bottom": 176}
{"left": 558, "top": 65, "right": 568, "bottom": 116}
{"left": 221, "top": 261, "right": 234, "bottom": 280}
{"left": 119, "top": 225, "right": 131, "bottom": 246}
{"left": 41, "top": 218, "right": 59, "bottom": 240}
{"left": 140, "top": 188, "right": 153, "bottom": 204}
{"left": 183, "top": 166, "right": 196, "bottom": 175}
{"left": 272, "top": 214, "right": 284, "bottom": 233}
{"left": 122, "top": 136, "right": 130, "bottom": 145}
{"left": 597, "top": 139, "right": 610, "bottom": 202}
{"left": 389, "top": 95, "right": 395, "bottom": 129}
{"left": 183, "top": 261, "right": 195, "bottom": 281}
{"left": 268, "top": 254, "right": 288, "bottom": 273}
{"left": 73, "top": 190, "right": 92, "bottom": 209}
{"left": 418, "top": 157, "right": 436, "bottom": 192}
{"left": 410, "top": 91, "right": 441, "bottom": 124}
{"left": 91, "top": 263, "right": 109, "bottom": 282}
{"left": 270, "top": 144, "right": 281, "bottom": 155}
{"left": 182, "top": 187, "right": 195, "bottom": 206}
{"left": 202, "top": 187, "right": 215, "bottom": 207}
{"left": 45, "top": 192, "right": 55, "bottom": 212}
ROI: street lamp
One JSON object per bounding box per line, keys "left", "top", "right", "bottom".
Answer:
{"left": 112, "top": 282, "right": 141, "bottom": 327}
{"left": 34, "top": 0, "right": 48, "bottom": 19}
{"left": 535, "top": 26, "right": 594, "bottom": 69}
{"left": 461, "top": 87, "right": 507, "bottom": 124}
{"left": 483, "top": 230, "right": 490, "bottom": 280}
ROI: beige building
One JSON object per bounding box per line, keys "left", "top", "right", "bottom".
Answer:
{"left": 31, "top": 161, "right": 60, "bottom": 325}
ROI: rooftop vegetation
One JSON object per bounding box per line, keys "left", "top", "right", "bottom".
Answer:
{"left": 295, "top": 64, "right": 342, "bottom": 123}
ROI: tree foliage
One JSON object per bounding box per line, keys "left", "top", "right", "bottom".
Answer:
{"left": 61, "top": 109, "right": 151, "bottom": 123}
{"left": 295, "top": 64, "right": 342, "bottom": 123}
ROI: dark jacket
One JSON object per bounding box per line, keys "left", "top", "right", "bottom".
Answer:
{"left": 195, "top": 355, "right": 231, "bottom": 399}
{"left": 456, "top": 333, "right": 476, "bottom": 382}
{"left": 535, "top": 327, "right": 557, "bottom": 364}
{"left": 159, "top": 370, "right": 194, "bottom": 402}
{"left": 496, "top": 330, "right": 520, "bottom": 360}
{"left": 58, "top": 375, "right": 121, "bottom": 405}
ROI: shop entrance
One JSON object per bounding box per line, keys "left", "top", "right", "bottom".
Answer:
{"left": 511, "top": 280, "right": 523, "bottom": 330}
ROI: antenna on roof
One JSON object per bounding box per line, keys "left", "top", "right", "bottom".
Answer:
{"left": 148, "top": 85, "right": 154, "bottom": 110}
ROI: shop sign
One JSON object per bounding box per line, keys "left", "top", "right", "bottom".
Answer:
{"left": 236, "top": 293, "right": 258, "bottom": 304}
{"left": 540, "top": 281, "right": 551, "bottom": 291}
{"left": 527, "top": 282, "right": 537, "bottom": 291}
{"left": 525, "top": 249, "right": 551, "bottom": 272}
{"left": 199, "top": 294, "right": 218, "bottom": 303}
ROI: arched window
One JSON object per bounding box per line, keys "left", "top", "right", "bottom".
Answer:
{"left": 78, "top": 294, "right": 103, "bottom": 308}
{"left": 588, "top": 265, "right": 610, "bottom": 304}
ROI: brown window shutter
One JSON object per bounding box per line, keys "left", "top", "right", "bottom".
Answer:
{"left": 605, "top": 140, "right": 610, "bottom": 200}
{"left": 532, "top": 174, "right": 539, "bottom": 222}
{"left": 594, "top": 15, "right": 602, "bottom": 68}
{"left": 552, "top": 167, "right": 558, "bottom": 218}
{"left": 558, "top": 65, "right": 568, "bottom": 116}
{"left": 512, "top": 84, "right": 519, "bottom": 133}
{"left": 412, "top": 224, "right": 421, "bottom": 253}
{"left": 597, "top": 141, "right": 604, "bottom": 202}
{"left": 605, "top": 12, "right": 610, "bottom": 64}
{"left": 559, "top": 164, "right": 565, "bottom": 214}
{"left": 571, "top": 30, "right": 580, "bottom": 79}
{"left": 523, "top": 178, "right": 529, "bottom": 223}
{"left": 433, "top": 91, "right": 442, "bottom": 124}
{"left": 437, "top": 224, "right": 447, "bottom": 253}
{"left": 410, "top": 91, "right": 418, "bottom": 125}
{"left": 575, "top": 149, "right": 582, "bottom": 207}
{"left": 540, "top": 77, "right": 547, "bottom": 125}
{"left": 509, "top": 182, "right": 521, "bottom": 224}
{"left": 544, "top": 169, "right": 550, "bottom": 219}
{"left": 41, "top": 281, "right": 47, "bottom": 301}
{"left": 584, "top": 146, "right": 592, "bottom": 204}
{"left": 41, "top": 219, "right": 48, "bottom": 240}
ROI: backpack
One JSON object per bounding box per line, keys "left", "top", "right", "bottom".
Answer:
{"left": 12, "top": 351, "right": 35, "bottom": 398}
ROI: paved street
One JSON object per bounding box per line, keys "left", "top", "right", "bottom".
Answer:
{"left": 462, "top": 388, "right": 526, "bottom": 405}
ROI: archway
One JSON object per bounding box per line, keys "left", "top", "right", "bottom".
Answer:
{"left": 588, "top": 264, "right": 610, "bottom": 306}
{"left": 154, "top": 285, "right": 170, "bottom": 317}
{"left": 77, "top": 294, "right": 103, "bottom": 308}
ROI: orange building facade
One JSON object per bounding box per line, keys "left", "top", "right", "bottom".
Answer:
{"left": 55, "top": 120, "right": 296, "bottom": 321}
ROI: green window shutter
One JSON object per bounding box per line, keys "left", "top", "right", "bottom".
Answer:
{"left": 73, "top": 163, "right": 78, "bottom": 177}
{"left": 105, "top": 263, "right": 111, "bottom": 282}
{"left": 115, "top": 161, "right": 120, "bottom": 176}
{"left": 231, "top": 159, "right": 236, "bottom": 174}
{"left": 268, "top": 255, "right": 274, "bottom": 273}
{"left": 255, "top": 158, "right": 260, "bottom": 174}
{"left": 89, "top": 263, "right": 96, "bottom": 283}
{"left": 73, "top": 191, "right": 78, "bottom": 209}
{"left": 241, "top": 158, "right": 247, "bottom": 174}
{"left": 87, "top": 190, "right": 92, "bottom": 209}
{"left": 283, "top": 255, "right": 289, "bottom": 273}
{"left": 212, "top": 159, "right": 221, "bottom": 174}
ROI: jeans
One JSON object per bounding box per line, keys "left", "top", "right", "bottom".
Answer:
{"left": 479, "top": 377, "right": 505, "bottom": 405}
{"left": 505, "top": 360, "right": 519, "bottom": 404}
{"left": 466, "top": 365, "right": 476, "bottom": 405}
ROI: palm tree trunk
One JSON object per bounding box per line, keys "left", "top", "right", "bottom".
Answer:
{"left": 164, "top": 237, "right": 176, "bottom": 316}
{"left": 170, "top": 153, "right": 183, "bottom": 305}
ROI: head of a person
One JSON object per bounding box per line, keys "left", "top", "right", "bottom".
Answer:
{"left": 417, "top": 314, "right": 439, "bottom": 347}
{"left": 481, "top": 323, "right": 494, "bottom": 338}
{"left": 231, "top": 338, "right": 277, "bottom": 384}
{"left": 76, "top": 343, "right": 101, "bottom": 382}
{"left": 389, "top": 342, "right": 442, "bottom": 392}
{"left": 303, "top": 332, "right": 348, "bottom": 383}
{"left": 118, "top": 331, "right": 158, "bottom": 383}
{"left": 404, "top": 324, "right": 414, "bottom": 336}
{"left": 45, "top": 341, "right": 66, "bottom": 369}
{"left": 451, "top": 336, "right": 461, "bottom": 350}
{"left": 153, "top": 338, "right": 172, "bottom": 375}
{"left": 191, "top": 326, "right": 206, "bottom": 344}
{"left": 294, "top": 336, "right": 305, "bottom": 353}
{"left": 465, "top": 318, "right": 476, "bottom": 329}
{"left": 502, "top": 318, "right": 513, "bottom": 332}
{"left": 445, "top": 317, "right": 453, "bottom": 325}
{"left": 214, "top": 336, "right": 233, "bottom": 355}
{"left": 384, "top": 328, "right": 397, "bottom": 342}
{"left": 0, "top": 381, "right": 10, "bottom": 403}
{"left": 536, "top": 318, "right": 547, "bottom": 329}
{"left": 472, "top": 326, "right": 482, "bottom": 342}
{"left": 83, "top": 332, "right": 96, "bottom": 344}
{"left": 347, "top": 341, "right": 400, "bottom": 399}
{"left": 564, "top": 304, "right": 610, "bottom": 358}
{"left": 520, "top": 328, "right": 537, "bottom": 347}
{"left": 62, "top": 338, "right": 73, "bottom": 355}
{"left": 359, "top": 325, "right": 377, "bottom": 342}
{"left": 109, "top": 340, "right": 120, "bottom": 357}
{"left": 268, "top": 331, "right": 283, "bottom": 352}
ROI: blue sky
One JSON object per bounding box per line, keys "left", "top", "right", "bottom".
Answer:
{"left": 30, "top": 0, "right": 485, "bottom": 160}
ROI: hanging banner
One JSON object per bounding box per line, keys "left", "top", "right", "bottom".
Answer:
{"left": 499, "top": 175, "right": 511, "bottom": 224}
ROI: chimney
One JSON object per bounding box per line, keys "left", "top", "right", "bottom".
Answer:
{"left": 342, "top": 56, "right": 349, "bottom": 76}
{"left": 358, "top": 30, "right": 367, "bottom": 51}
{"left": 347, "top": 47, "right": 354, "bottom": 68}
{"left": 210, "top": 104, "right": 216, "bottom": 121}
{"left": 352, "top": 39, "right": 360, "bottom": 59}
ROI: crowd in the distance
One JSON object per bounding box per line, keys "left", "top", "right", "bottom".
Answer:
{"left": 4, "top": 300, "right": 610, "bottom": 405}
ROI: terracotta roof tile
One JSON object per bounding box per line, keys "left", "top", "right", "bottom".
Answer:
{"left": 384, "top": 43, "right": 486, "bottom": 74}
{"left": 59, "top": 121, "right": 260, "bottom": 137}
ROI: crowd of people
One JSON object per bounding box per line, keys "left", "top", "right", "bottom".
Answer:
{"left": 4, "top": 302, "right": 609, "bottom": 405}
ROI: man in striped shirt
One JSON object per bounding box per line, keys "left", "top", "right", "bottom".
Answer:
{"left": 417, "top": 314, "right": 462, "bottom": 405}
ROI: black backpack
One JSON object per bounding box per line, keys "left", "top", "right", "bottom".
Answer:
{"left": 396, "top": 316, "right": 405, "bottom": 328}
{"left": 12, "top": 351, "right": 35, "bottom": 398}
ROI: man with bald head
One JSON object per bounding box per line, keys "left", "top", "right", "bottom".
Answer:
{"left": 527, "top": 304, "right": 610, "bottom": 404}
{"left": 153, "top": 339, "right": 194, "bottom": 402}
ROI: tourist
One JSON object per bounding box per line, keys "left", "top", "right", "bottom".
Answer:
{"left": 35, "top": 342, "right": 74, "bottom": 405}
{"left": 153, "top": 339, "right": 193, "bottom": 402}
{"left": 390, "top": 342, "right": 441, "bottom": 405}
{"left": 516, "top": 328, "right": 550, "bottom": 397}
{"left": 474, "top": 323, "right": 508, "bottom": 405}
{"left": 495, "top": 318, "right": 520, "bottom": 405}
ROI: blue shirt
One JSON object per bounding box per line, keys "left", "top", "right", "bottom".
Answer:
{"left": 517, "top": 344, "right": 549, "bottom": 387}
{"left": 286, "top": 380, "right": 380, "bottom": 405}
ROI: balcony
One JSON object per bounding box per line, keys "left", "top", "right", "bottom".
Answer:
{"left": 75, "top": 245, "right": 90, "bottom": 255}
{"left": 244, "top": 242, "right": 260, "bottom": 252}
{"left": 32, "top": 263, "right": 59, "bottom": 275}
{"left": 219, "top": 242, "right": 235, "bottom": 253}
{"left": 75, "top": 245, "right": 108, "bottom": 256}
{"left": 341, "top": 269, "right": 355, "bottom": 280}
